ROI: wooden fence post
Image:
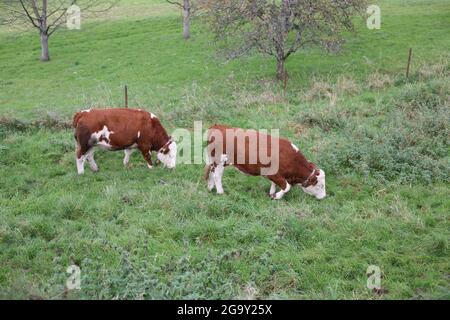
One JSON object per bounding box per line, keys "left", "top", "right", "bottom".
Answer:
{"left": 124, "top": 85, "right": 128, "bottom": 108}
{"left": 406, "top": 48, "right": 413, "bottom": 79}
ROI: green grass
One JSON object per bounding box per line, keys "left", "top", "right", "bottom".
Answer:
{"left": 0, "top": 0, "right": 449, "bottom": 299}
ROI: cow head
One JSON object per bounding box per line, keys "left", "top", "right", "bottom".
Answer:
{"left": 301, "top": 169, "right": 326, "bottom": 200}
{"left": 157, "top": 140, "right": 177, "bottom": 169}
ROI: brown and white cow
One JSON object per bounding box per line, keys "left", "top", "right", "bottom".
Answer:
{"left": 72, "top": 108, "right": 177, "bottom": 174}
{"left": 204, "top": 124, "right": 326, "bottom": 200}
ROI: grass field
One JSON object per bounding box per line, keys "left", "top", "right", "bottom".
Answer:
{"left": 0, "top": 0, "right": 449, "bottom": 299}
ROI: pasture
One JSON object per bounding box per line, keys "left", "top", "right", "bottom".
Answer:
{"left": 0, "top": 0, "right": 449, "bottom": 299}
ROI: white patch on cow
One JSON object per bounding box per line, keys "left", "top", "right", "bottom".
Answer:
{"left": 220, "top": 154, "right": 228, "bottom": 163}
{"left": 301, "top": 169, "right": 326, "bottom": 200}
{"left": 81, "top": 109, "right": 91, "bottom": 113}
{"left": 291, "top": 143, "right": 299, "bottom": 152}
{"left": 157, "top": 141, "right": 177, "bottom": 169}
{"left": 123, "top": 149, "right": 134, "bottom": 166}
{"left": 147, "top": 163, "right": 153, "bottom": 169}
{"left": 269, "top": 182, "right": 276, "bottom": 196}
{"left": 137, "top": 131, "right": 141, "bottom": 139}
{"left": 273, "top": 182, "right": 291, "bottom": 200}
{"left": 150, "top": 112, "right": 157, "bottom": 119}
{"left": 91, "top": 125, "right": 114, "bottom": 150}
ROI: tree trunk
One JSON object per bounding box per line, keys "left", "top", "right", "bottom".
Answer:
{"left": 276, "top": 58, "right": 287, "bottom": 80}
{"left": 40, "top": 31, "right": 50, "bottom": 61}
{"left": 183, "top": 0, "right": 190, "bottom": 40}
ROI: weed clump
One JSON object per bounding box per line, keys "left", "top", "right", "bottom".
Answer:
{"left": 322, "top": 80, "right": 450, "bottom": 184}
{"left": 417, "top": 57, "right": 449, "bottom": 80}
{"left": 367, "top": 72, "right": 394, "bottom": 90}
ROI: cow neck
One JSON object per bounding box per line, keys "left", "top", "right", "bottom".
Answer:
{"left": 296, "top": 152, "right": 316, "bottom": 184}
{"left": 151, "top": 120, "right": 171, "bottom": 152}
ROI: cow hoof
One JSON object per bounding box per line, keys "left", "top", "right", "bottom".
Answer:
{"left": 271, "top": 194, "right": 282, "bottom": 200}
{"left": 147, "top": 164, "right": 153, "bottom": 169}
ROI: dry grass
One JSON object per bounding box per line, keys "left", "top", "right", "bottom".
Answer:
{"left": 233, "top": 81, "right": 285, "bottom": 106}
{"left": 417, "top": 57, "right": 449, "bottom": 79}
{"left": 336, "top": 76, "right": 359, "bottom": 96}
{"left": 304, "top": 80, "right": 333, "bottom": 101}
{"left": 303, "top": 76, "right": 359, "bottom": 106}
{"left": 367, "top": 72, "right": 394, "bottom": 90}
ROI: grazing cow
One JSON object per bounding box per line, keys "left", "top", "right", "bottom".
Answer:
{"left": 204, "top": 124, "right": 326, "bottom": 200}
{"left": 72, "top": 108, "right": 177, "bottom": 174}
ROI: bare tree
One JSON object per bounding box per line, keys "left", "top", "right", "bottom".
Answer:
{"left": 167, "top": 0, "right": 208, "bottom": 39}
{"left": 0, "top": 0, "right": 116, "bottom": 61}
{"left": 166, "top": 0, "right": 192, "bottom": 39}
{"left": 204, "top": 0, "right": 367, "bottom": 79}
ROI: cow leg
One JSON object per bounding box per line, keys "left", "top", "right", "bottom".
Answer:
{"left": 76, "top": 141, "right": 92, "bottom": 175}
{"left": 268, "top": 175, "right": 291, "bottom": 200}
{"left": 123, "top": 148, "right": 133, "bottom": 166}
{"left": 75, "top": 124, "right": 92, "bottom": 175}
{"left": 206, "top": 165, "right": 215, "bottom": 191}
{"left": 138, "top": 145, "right": 153, "bottom": 169}
{"left": 76, "top": 150, "right": 86, "bottom": 175}
{"left": 269, "top": 182, "right": 276, "bottom": 196}
{"left": 213, "top": 161, "right": 225, "bottom": 194}
{"left": 86, "top": 148, "right": 99, "bottom": 172}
